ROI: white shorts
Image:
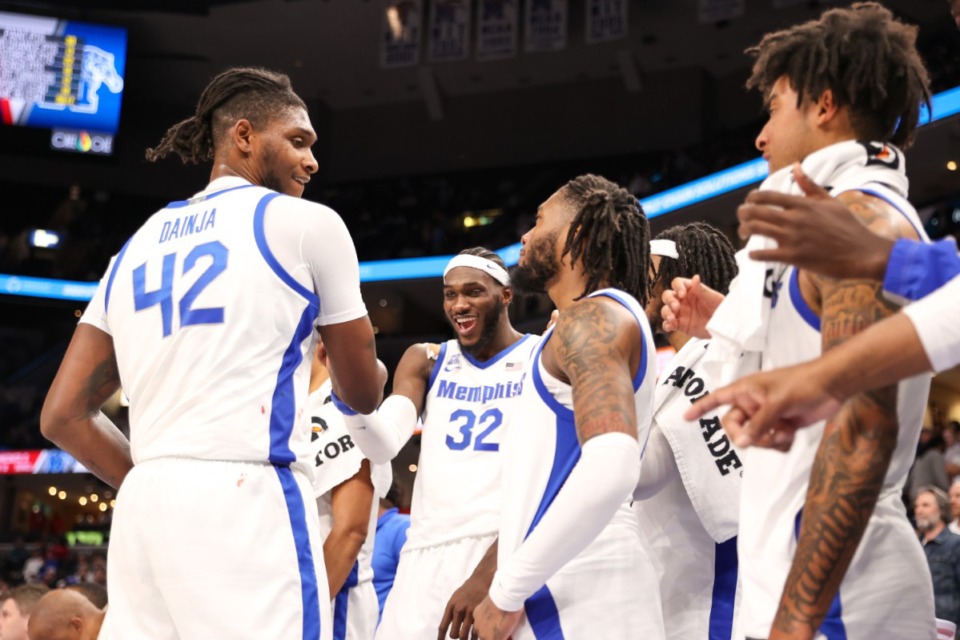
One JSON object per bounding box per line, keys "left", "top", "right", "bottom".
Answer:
{"left": 513, "top": 518, "right": 665, "bottom": 640}
{"left": 333, "top": 579, "right": 378, "bottom": 640}
{"left": 376, "top": 533, "right": 497, "bottom": 640}
{"left": 101, "top": 458, "right": 331, "bottom": 640}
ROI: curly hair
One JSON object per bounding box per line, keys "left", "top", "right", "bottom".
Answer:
{"left": 745, "top": 2, "right": 931, "bottom": 149}
{"left": 560, "top": 174, "right": 650, "bottom": 305}
{"left": 146, "top": 67, "right": 307, "bottom": 164}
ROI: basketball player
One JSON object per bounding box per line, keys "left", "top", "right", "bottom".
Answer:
{"left": 40, "top": 67, "right": 386, "bottom": 640}
{"left": 309, "top": 339, "right": 389, "bottom": 640}
{"left": 26, "top": 589, "right": 104, "bottom": 640}
{"left": 662, "top": 5, "right": 935, "bottom": 638}
{"left": 332, "top": 247, "right": 537, "bottom": 640}
{"left": 686, "top": 170, "right": 960, "bottom": 448}
{"left": 636, "top": 222, "right": 741, "bottom": 639}
{"left": 473, "top": 174, "right": 663, "bottom": 640}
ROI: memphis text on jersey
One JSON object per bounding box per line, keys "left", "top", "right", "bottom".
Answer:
{"left": 663, "top": 364, "right": 742, "bottom": 477}
{"left": 435, "top": 379, "right": 522, "bottom": 404}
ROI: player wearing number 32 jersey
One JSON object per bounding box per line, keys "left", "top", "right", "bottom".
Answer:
{"left": 42, "top": 68, "right": 385, "bottom": 640}
{"left": 333, "top": 247, "right": 536, "bottom": 640}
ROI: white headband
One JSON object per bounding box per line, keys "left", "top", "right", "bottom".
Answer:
{"left": 443, "top": 254, "right": 510, "bottom": 286}
{"left": 649, "top": 239, "right": 679, "bottom": 259}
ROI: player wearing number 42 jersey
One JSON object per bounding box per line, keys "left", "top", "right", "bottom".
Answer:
{"left": 332, "top": 247, "right": 537, "bottom": 640}
{"left": 41, "top": 67, "right": 386, "bottom": 640}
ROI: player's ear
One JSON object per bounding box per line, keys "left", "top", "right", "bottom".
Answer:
{"left": 501, "top": 285, "right": 513, "bottom": 306}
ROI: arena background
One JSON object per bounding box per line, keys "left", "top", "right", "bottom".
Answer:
{"left": 0, "top": 0, "right": 957, "bottom": 564}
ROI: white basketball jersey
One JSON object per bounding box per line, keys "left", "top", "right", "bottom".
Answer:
{"left": 498, "top": 288, "right": 657, "bottom": 630}
{"left": 407, "top": 333, "right": 538, "bottom": 550}
{"left": 80, "top": 177, "right": 367, "bottom": 467}
{"left": 739, "top": 184, "right": 935, "bottom": 639}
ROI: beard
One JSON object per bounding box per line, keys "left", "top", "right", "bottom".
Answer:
{"left": 916, "top": 516, "right": 937, "bottom": 533}
{"left": 458, "top": 296, "right": 504, "bottom": 358}
{"left": 510, "top": 230, "right": 560, "bottom": 295}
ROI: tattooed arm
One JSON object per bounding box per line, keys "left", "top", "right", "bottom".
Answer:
{"left": 40, "top": 324, "right": 132, "bottom": 488}
{"left": 769, "top": 191, "right": 916, "bottom": 640}
{"left": 475, "top": 298, "right": 643, "bottom": 640}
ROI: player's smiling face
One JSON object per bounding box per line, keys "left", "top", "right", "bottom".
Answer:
{"left": 442, "top": 268, "right": 508, "bottom": 356}
{"left": 253, "top": 106, "right": 318, "bottom": 198}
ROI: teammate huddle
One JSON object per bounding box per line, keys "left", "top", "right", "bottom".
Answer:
{"left": 33, "top": 2, "right": 956, "bottom": 639}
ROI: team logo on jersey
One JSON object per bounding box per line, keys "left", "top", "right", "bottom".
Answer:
{"left": 444, "top": 353, "right": 462, "bottom": 372}
{"left": 862, "top": 141, "right": 900, "bottom": 170}
{"left": 310, "top": 415, "right": 330, "bottom": 442}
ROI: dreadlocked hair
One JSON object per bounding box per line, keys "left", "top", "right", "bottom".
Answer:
{"left": 745, "top": 2, "right": 931, "bottom": 149}
{"left": 652, "top": 223, "right": 738, "bottom": 296}
{"left": 145, "top": 67, "right": 307, "bottom": 164}
{"left": 560, "top": 174, "right": 651, "bottom": 306}
{"left": 459, "top": 246, "right": 507, "bottom": 272}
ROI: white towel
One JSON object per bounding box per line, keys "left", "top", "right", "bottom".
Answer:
{"left": 702, "top": 140, "right": 908, "bottom": 386}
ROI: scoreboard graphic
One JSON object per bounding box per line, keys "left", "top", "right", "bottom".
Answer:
{"left": 0, "top": 11, "right": 127, "bottom": 134}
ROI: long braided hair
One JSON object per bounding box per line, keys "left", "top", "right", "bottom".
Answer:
{"left": 745, "top": 2, "right": 931, "bottom": 149}
{"left": 651, "top": 222, "right": 738, "bottom": 296}
{"left": 145, "top": 67, "right": 307, "bottom": 164}
{"left": 560, "top": 174, "right": 650, "bottom": 305}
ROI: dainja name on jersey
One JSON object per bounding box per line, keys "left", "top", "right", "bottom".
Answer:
{"left": 435, "top": 379, "right": 522, "bottom": 403}
{"left": 663, "top": 364, "right": 742, "bottom": 476}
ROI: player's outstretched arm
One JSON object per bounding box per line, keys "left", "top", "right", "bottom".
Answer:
{"left": 40, "top": 324, "right": 132, "bottom": 489}
{"left": 333, "top": 343, "right": 431, "bottom": 464}
{"left": 768, "top": 192, "right": 910, "bottom": 640}
{"left": 661, "top": 275, "right": 723, "bottom": 337}
{"left": 321, "top": 317, "right": 387, "bottom": 415}
{"left": 476, "top": 299, "right": 641, "bottom": 640}
{"left": 686, "top": 311, "right": 933, "bottom": 449}
{"left": 439, "top": 539, "right": 498, "bottom": 640}
{"left": 738, "top": 164, "right": 893, "bottom": 280}
{"left": 323, "top": 459, "right": 375, "bottom": 598}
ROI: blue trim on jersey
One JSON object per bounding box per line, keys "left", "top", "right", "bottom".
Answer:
{"left": 103, "top": 237, "right": 132, "bottom": 313}
{"left": 525, "top": 333, "right": 580, "bottom": 538}
{"left": 254, "top": 192, "right": 320, "bottom": 308}
{"left": 269, "top": 305, "right": 318, "bottom": 464}
{"left": 164, "top": 183, "right": 258, "bottom": 209}
{"left": 333, "top": 562, "right": 359, "bottom": 640}
{"left": 795, "top": 510, "right": 847, "bottom": 639}
{"left": 460, "top": 333, "right": 536, "bottom": 370}
{"left": 709, "top": 537, "right": 739, "bottom": 640}
{"left": 426, "top": 342, "right": 449, "bottom": 395}
{"left": 788, "top": 270, "right": 821, "bottom": 333}
{"left": 525, "top": 584, "right": 565, "bottom": 639}
{"left": 274, "top": 465, "right": 321, "bottom": 640}
{"left": 586, "top": 290, "right": 648, "bottom": 391}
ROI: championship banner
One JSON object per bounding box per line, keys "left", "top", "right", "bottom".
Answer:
{"left": 476, "top": 0, "right": 518, "bottom": 61}
{"left": 428, "top": 0, "right": 471, "bottom": 63}
{"left": 380, "top": 0, "right": 422, "bottom": 69}
{"left": 524, "top": 0, "right": 567, "bottom": 53}
{"left": 698, "top": 0, "right": 744, "bottom": 23}
{"left": 586, "top": 0, "right": 628, "bottom": 44}
{"left": 0, "top": 449, "right": 89, "bottom": 474}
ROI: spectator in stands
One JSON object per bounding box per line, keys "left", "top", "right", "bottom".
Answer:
{"left": 22, "top": 548, "right": 44, "bottom": 584}
{"left": 87, "top": 556, "right": 105, "bottom": 589}
{"left": 2, "top": 538, "right": 28, "bottom": 586}
{"left": 371, "top": 484, "right": 410, "bottom": 624}
{"left": 917, "top": 486, "right": 960, "bottom": 633}
{"left": 26, "top": 588, "right": 105, "bottom": 640}
{"left": 65, "top": 584, "right": 107, "bottom": 610}
{"left": 912, "top": 424, "right": 951, "bottom": 501}
{"left": 946, "top": 422, "right": 960, "bottom": 481}
{"left": 950, "top": 479, "right": 960, "bottom": 535}
{"left": 0, "top": 583, "right": 49, "bottom": 640}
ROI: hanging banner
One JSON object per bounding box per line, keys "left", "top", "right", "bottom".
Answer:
{"left": 428, "top": 0, "right": 471, "bottom": 62}
{"left": 586, "top": 0, "right": 628, "bottom": 44}
{"left": 698, "top": 0, "right": 744, "bottom": 23}
{"left": 524, "top": 0, "right": 567, "bottom": 52}
{"left": 380, "top": 0, "right": 422, "bottom": 68}
{"left": 476, "top": 0, "right": 518, "bottom": 61}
